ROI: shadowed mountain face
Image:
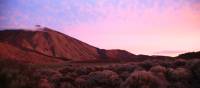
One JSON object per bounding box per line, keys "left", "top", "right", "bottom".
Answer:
{"left": 0, "top": 27, "right": 135, "bottom": 63}
{"left": 177, "top": 51, "right": 200, "bottom": 59}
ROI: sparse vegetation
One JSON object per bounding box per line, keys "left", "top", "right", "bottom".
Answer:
{"left": 0, "top": 58, "right": 200, "bottom": 88}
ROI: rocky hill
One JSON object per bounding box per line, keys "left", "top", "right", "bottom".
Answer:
{"left": 0, "top": 27, "right": 135, "bottom": 63}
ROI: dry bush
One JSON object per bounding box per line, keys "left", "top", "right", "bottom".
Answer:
{"left": 173, "top": 59, "right": 186, "bottom": 67}
{"left": 174, "top": 68, "right": 191, "bottom": 80}
{"left": 165, "top": 68, "right": 192, "bottom": 88}
{"left": 0, "top": 59, "right": 41, "bottom": 88}
{"left": 150, "top": 65, "right": 167, "bottom": 82}
{"left": 186, "top": 59, "right": 200, "bottom": 88}
{"left": 59, "top": 66, "right": 75, "bottom": 75}
{"left": 75, "top": 70, "right": 122, "bottom": 88}
{"left": 75, "top": 75, "right": 91, "bottom": 88}
{"left": 59, "top": 82, "right": 76, "bottom": 88}
{"left": 187, "top": 59, "right": 200, "bottom": 80}
{"left": 121, "top": 71, "right": 165, "bottom": 88}
{"left": 159, "top": 61, "right": 173, "bottom": 68}
{"left": 138, "top": 60, "right": 155, "bottom": 71}
{"left": 75, "top": 67, "right": 91, "bottom": 75}
{"left": 38, "top": 78, "right": 53, "bottom": 88}
{"left": 119, "top": 71, "right": 131, "bottom": 81}
{"left": 165, "top": 68, "right": 191, "bottom": 81}
{"left": 112, "top": 64, "right": 135, "bottom": 74}
{"left": 150, "top": 65, "right": 167, "bottom": 73}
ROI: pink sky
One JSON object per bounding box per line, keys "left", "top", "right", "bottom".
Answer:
{"left": 0, "top": 0, "right": 200, "bottom": 56}
{"left": 64, "top": 1, "right": 200, "bottom": 56}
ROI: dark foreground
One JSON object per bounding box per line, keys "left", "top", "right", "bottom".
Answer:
{"left": 0, "top": 58, "right": 200, "bottom": 88}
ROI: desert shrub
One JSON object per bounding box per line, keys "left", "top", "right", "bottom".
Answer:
{"left": 112, "top": 64, "right": 135, "bottom": 74}
{"left": 75, "top": 70, "right": 122, "bottom": 88}
{"left": 119, "top": 71, "right": 131, "bottom": 81}
{"left": 159, "top": 61, "right": 173, "bottom": 68}
{"left": 59, "top": 66, "right": 75, "bottom": 75}
{"left": 133, "top": 65, "right": 144, "bottom": 71}
{"left": 0, "top": 59, "right": 41, "bottom": 88}
{"left": 173, "top": 59, "right": 186, "bottom": 67}
{"left": 165, "top": 68, "right": 191, "bottom": 81}
{"left": 150, "top": 65, "right": 167, "bottom": 81}
{"left": 174, "top": 68, "right": 191, "bottom": 80}
{"left": 94, "top": 66, "right": 105, "bottom": 71}
{"left": 59, "top": 82, "right": 76, "bottom": 88}
{"left": 186, "top": 59, "right": 200, "bottom": 88}
{"left": 121, "top": 71, "right": 164, "bottom": 88}
{"left": 65, "top": 71, "right": 78, "bottom": 79}
{"left": 187, "top": 59, "right": 200, "bottom": 80}
{"left": 55, "top": 75, "right": 76, "bottom": 88}
{"left": 138, "top": 60, "right": 155, "bottom": 70}
{"left": 38, "top": 78, "right": 53, "bottom": 88}
{"left": 150, "top": 65, "right": 166, "bottom": 73}
{"left": 75, "top": 67, "right": 91, "bottom": 75}
{"left": 165, "top": 68, "right": 192, "bottom": 88}
{"left": 75, "top": 75, "right": 91, "bottom": 88}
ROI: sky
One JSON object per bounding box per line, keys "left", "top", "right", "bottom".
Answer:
{"left": 0, "top": 0, "right": 200, "bottom": 56}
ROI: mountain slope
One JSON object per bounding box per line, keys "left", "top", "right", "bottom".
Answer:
{"left": 0, "top": 42, "right": 62, "bottom": 64}
{"left": 0, "top": 27, "right": 135, "bottom": 62}
{"left": 177, "top": 51, "right": 200, "bottom": 59}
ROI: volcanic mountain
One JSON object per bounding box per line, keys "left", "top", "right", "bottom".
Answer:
{"left": 0, "top": 27, "right": 135, "bottom": 63}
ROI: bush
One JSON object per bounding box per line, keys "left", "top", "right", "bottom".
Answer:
{"left": 150, "top": 65, "right": 166, "bottom": 73}
{"left": 0, "top": 59, "right": 40, "bottom": 88}
{"left": 138, "top": 60, "right": 155, "bottom": 70}
{"left": 186, "top": 59, "right": 200, "bottom": 88}
{"left": 38, "top": 78, "right": 53, "bottom": 88}
{"left": 187, "top": 59, "right": 200, "bottom": 80}
{"left": 174, "top": 59, "right": 186, "bottom": 67}
{"left": 75, "top": 70, "right": 122, "bottom": 88}
{"left": 119, "top": 71, "right": 131, "bottom": 81}
{"left": 150, "top": 65, "right": 167, "bottom": 81}
{"left": 75, "top": 75, "right": 91, "bottom": 88}
{"left": 121, "top": 71, "right": 165, "bottom": 88}
{"left": 165, "top": 68, "right": 192, "bottom": 88}
{"left": 112, "top": 64, "right": 135, "bottom": 74}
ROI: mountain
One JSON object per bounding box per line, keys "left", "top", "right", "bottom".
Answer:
{"left": 0, "top": 27, "right": 135, "bottom": 63}
{"left": 0, "top": 42, "right": 62, "bottom": 64}
{"left": 177, "top": 51, "right": 200, "bottom": 59}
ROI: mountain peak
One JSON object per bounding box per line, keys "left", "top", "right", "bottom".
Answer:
{"left": 0, "top": 27, "right": 135, "bottom": 63}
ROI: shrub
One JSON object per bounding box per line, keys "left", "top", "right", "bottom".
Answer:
{"left": 59, "top": 82, "right": 76, "bottom": 88}
{"left": 119, "top": 71, "right": 131, "bottom": 81}
{"left": 75, "top": 67, "right": 91, "bottom": 75}
{"left": 165, "top": 68, "right": 192, "bottom": 88}
{"left": 59, "top": 66, "right": 75, "bottom": 75}
{"left": 174, "top": 59, "right": 186, "bottom": 67}
{"left": 187, "top": 59, "right": 200, "bottom": 80}
{"left": 75, "top": 75, "right": 91, "bottom": 88}
{"left": 121, "top": 71, "right": 164, "bottom": 88}
{"left": 138, "top": 60, "right": 155, "bottom": 70}
{"left": 112, "top": 64, "right": 135, "bottom": 74}
{"left": 76, "top": 70, "right": 122, "bottom": 88}
{"left": 150, "top": 65, "right": 167, "bottom": 81}
{"left": 150, "top": 65, "right": 167, "bottom": 73}
{"left": 0, "top": 59, "right": 40, "bottom": 88}
{"left": 38, "top": 78, "right": 53, "bottom": 88}
{"left": 186, "top": 59, "right": 200, "bottom": 88}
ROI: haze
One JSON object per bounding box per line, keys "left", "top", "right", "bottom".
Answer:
{"left": 0, "top": 0, "right": 200, "bottom": 56}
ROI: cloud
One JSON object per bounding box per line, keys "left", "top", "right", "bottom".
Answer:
{"left": 154, "top": 50, "right": 187, "bottom": 56}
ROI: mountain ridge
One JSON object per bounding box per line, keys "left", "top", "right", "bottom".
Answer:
{"left": 0, "top": 27, "right": 135, "bottom": 63}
